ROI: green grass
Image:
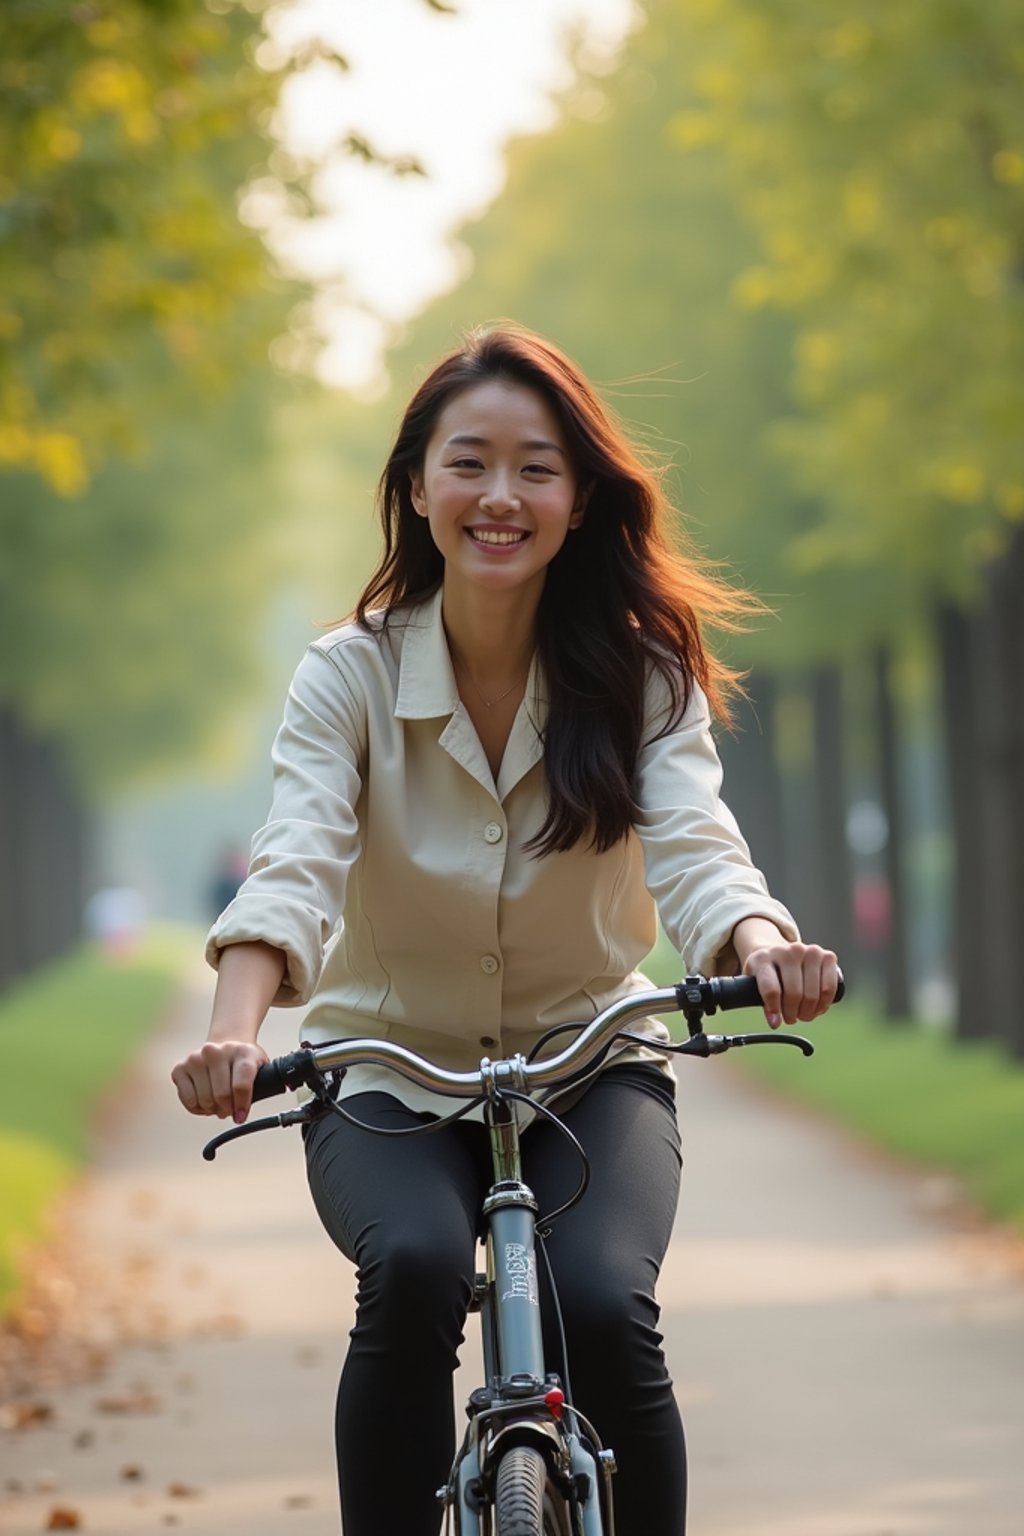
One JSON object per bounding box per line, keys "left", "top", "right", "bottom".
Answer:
{"left": 0, "top": 926, "right": 194, "bottom": 1310}
{"left": 643, "top": 932, "right": 1024, "bottom": 1234}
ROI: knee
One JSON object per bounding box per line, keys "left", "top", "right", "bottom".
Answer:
{"left": 555, "top": 1270, "right": 661, "bottom": 1371}
{"left": 359, "top": 1231, "right": 474, "bottom": 1327}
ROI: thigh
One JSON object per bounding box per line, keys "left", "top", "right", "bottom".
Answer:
{"left": 304, "top": 1093, "right": 489, "bottom": 1274}
{"left": 523, "top": 1067, "right": 682, "bottom": 1294}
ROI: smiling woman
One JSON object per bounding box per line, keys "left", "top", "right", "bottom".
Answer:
{"left": 172, "top": 322, "right": 840, "bottom": 1536}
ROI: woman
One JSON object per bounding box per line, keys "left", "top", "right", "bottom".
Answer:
{"left": 172, "top": 324, "right": 839, "bottom": 1535}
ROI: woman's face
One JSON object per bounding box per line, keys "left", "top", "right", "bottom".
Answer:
{"left": 409, "top": 379, "right": 584, "bottom": 608}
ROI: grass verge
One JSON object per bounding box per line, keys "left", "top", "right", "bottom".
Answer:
{"left": 644, "top": 933, "right": 1024, "bottom": 1235}
{"left": 0, "top": 926, "right": 195, "bottom": 1313}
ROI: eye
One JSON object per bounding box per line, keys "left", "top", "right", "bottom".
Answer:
{"left": 448, "top": 456, "right": 483, "bottom": 470}
{"left": 523, "top": 462, "right": 557, "bottom": 477}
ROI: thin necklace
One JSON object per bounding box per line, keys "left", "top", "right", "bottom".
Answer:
{"left": 452, "top": 650, "right": 529, "bottom": 710}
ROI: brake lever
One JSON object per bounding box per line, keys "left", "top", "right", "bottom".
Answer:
{"left": 648, "top": 1031, "right": 814, "bottom": 1058}
{"left": 201, "top": 1102, "right": 319, "bottom": 1162}
{"left": 714, "top": 1031, "right": 814, "bottom": 1057}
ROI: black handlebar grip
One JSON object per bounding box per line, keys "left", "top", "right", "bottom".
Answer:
{"left": 708, "top": 975, "right": 762, "bottom": 1011}
{"left": 249, "top": 1047, "right": 319, "bottom": 1103}
{"left": 709, "top": 969, "right": 846, "bottom": 1011}
{"left": 250, "top": 1059, "right": 289, "bottom": 1103}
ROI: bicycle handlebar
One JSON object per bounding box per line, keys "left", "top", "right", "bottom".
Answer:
{"left": 249, "top": 971, "right": 845, "bottom": 1106}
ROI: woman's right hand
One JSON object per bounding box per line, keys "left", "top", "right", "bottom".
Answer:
{"left": 171, "top": 1039, "right": 269, "bottom": 1124}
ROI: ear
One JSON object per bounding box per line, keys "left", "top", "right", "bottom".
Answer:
{"left": 570, "top": 479, "right": 594, "bottom": 529}
{"left": 409, "top": 471, "right": 428, "bottom": 517}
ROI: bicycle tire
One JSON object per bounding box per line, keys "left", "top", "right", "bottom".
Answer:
{"left": 493, "top": 1445, "right": 572, "bottom": 1536}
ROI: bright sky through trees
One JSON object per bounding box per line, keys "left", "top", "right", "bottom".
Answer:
{"left": 262, "top": 0, "right": 637, "bottom": 391}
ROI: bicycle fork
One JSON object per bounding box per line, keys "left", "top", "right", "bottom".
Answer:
{"left": 442, "top": 1100, "right": 615, "bottom": 1535}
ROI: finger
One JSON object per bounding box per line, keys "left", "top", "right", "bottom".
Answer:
{"left": 796, "top": 952, "right": 826, "bottom": 1022}
{"left": 752, "top": 961, "right": 783, "bottom": 1027}
{"left": 771, "top": 955, "right": 807, "bottom": 1025}
{"left": 205, "top": 1049, "right": 239, "bottom": 1120}
{"left": 814, "top": 953, "right": 841, "bottom": 1015}
{"left": 230, "top": 1054, "right": 260, "bottom": 1125}
{"left": 171, "top": 1061, "right": 202, "bottom": 1114}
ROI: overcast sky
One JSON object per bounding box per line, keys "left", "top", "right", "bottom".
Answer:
{"left": 259, "top": 0, "right": 637, "bottom": 390}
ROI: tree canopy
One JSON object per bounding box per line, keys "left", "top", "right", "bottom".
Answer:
{"left": 387, "top": 0, "right": 1023, "bottom": 662}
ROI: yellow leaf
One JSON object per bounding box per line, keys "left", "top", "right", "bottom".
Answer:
{"left": 795, "top": 330, "right": 839, "bottom": 374}
{"left": 669, "top": 111, "right": 720, "bottom": 149}
{"left": 992, "top": 150, "right": 1024, "bottom": 185}
{"left": 731, "top": 267, "right": 775, "bottom": 311}
{"left": 34, "top": 432, "right": 89, "bottom": 497}
{"left": 693, "top": 64, "right": 739, "bottom": 105}
{"left": 934, "top": 464, "right": 985, "bottom": 504}
{"left": 843, "top": 176, "right": 881, "bottom": 235}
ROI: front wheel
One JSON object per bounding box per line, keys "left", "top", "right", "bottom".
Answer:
{"left": 493, "top": 1446, "right": 572, "bottom": 1536}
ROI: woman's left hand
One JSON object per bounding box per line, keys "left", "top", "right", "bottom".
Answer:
{"left": 731, "top": 918, "right": 840, "bottom": 1028}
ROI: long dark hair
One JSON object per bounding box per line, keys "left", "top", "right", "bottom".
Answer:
{"left": 356, "top": 322, "right": 762, "bottom": 856}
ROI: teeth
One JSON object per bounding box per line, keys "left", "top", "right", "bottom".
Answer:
{"left": 469, "top": 529, "right": 527, "bottom": 545}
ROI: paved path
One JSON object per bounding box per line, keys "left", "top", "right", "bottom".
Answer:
{"left": 2, "top": 964, "right": 1023, "bottom": 1534}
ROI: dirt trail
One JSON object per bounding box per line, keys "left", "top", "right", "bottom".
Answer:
{"left": 2, "top": 964, "right": 1023, "bottom": 1534}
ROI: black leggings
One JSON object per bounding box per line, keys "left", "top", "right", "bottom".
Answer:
{"left": 303, "top": 1065, "right": 686, "bottom": 1536}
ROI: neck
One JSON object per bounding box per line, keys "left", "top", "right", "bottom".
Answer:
{"left": 440, "top": 581, "right": 538, "bottom": 678}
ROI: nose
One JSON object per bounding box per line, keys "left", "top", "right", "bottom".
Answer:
{"left": 479, "top": 472, "right": 520, "bottom": 513}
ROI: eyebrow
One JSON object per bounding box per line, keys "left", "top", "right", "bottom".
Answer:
{"left": 445, "top": 433, "right": 565, "bottom": 457}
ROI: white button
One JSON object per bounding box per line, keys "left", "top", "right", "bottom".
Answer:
{"left": 483, "top": 821, "right": 504, "bottom": 844}
{"left": 479, "top": 955, "right": 500, "bottom": 975}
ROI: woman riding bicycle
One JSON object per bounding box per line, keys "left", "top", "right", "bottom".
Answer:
{"left": 172, "top": 323, "right": 840, "bottom": 1536}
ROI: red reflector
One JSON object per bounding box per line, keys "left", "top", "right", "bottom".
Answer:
{"left": 544, "top": 1388, "right": 565, "bottom": 1420}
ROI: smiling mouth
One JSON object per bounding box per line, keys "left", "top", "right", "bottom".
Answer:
{"left": 467, "top": 529, "right": 529, "bottom": 547}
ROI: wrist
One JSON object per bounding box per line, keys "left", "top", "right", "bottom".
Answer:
{"left": 731, "top": 916, "right": 785, "bottom": 967}
{"left": 207, "top": 1022, "right": 263, "bottom": 1047}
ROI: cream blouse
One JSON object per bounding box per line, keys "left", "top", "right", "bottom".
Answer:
{"left": 206, "top": 587, "right": 798, "bottom": 1113}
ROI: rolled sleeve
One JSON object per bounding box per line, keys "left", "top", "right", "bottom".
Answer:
{"left": 206, "top": 644, "right": 365, "bottom": 1005}
{"left": 634, "top": 674, "right": 798, "bottom": 976}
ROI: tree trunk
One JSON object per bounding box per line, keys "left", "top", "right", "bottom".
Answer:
{"left": 810, "top": 667, "right": 856, "bottom": 975}
{"left": 0, "top": 710, "right": 19, "bottom": 990}
{"left": 715, "top": 670, "right": 789, "bottom": 906}
{"left": 0, "top": 710, "right": 88, "bottom": 993}
{"left": 986, "top": 526, "right": 1024, "bottom": 1059}
{"left": 936, "top": 604, "right": 997, "bottom": 1041}
{"left": 874, "top": 645, "right": 912, "bottom": 1019}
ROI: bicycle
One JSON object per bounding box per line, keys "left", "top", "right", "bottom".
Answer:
{"left": 201, "top": 971, "right": 842, "bottom": 1535}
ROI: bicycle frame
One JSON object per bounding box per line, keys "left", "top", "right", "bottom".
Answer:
{"left": 444, "top": 1093, "right": 613, "bottom": 1536}
{"left": 204, "top": 972, "right": 836, "bottom": 1536}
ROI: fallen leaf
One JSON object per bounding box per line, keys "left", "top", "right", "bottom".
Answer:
{"left": 120, "top": 1464, "right": 144, "bottom": 1481}
{"left": 45, "top": 1509, "right": 82, "bottom": 1530}
{"left": 94, "top": 1390, "right": 160, "bottom": 1415}
{"left": 166, "top": 1482, "right": 200, "bottom": 1499}
{"left": 284, "top": 1493, "right": 314, "bottom": 1509}
{"left": 1, "top": 1400, "right": 54, "bottom": 1430}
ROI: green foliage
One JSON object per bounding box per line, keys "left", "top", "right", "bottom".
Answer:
{"left": 388, "top": 0, "right": 1023, "bottom": 660}
{"left": 0, "top": 0, "right": 301, "bottom": 493}
{"left": 0, "top": 374, "right": 317, "bottom": 788}
{"left": 0, "top": 928, "right": 191, "bottom": 1311}
{"left": 672, "top": 0, "right": 1024, "bottom": 603}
